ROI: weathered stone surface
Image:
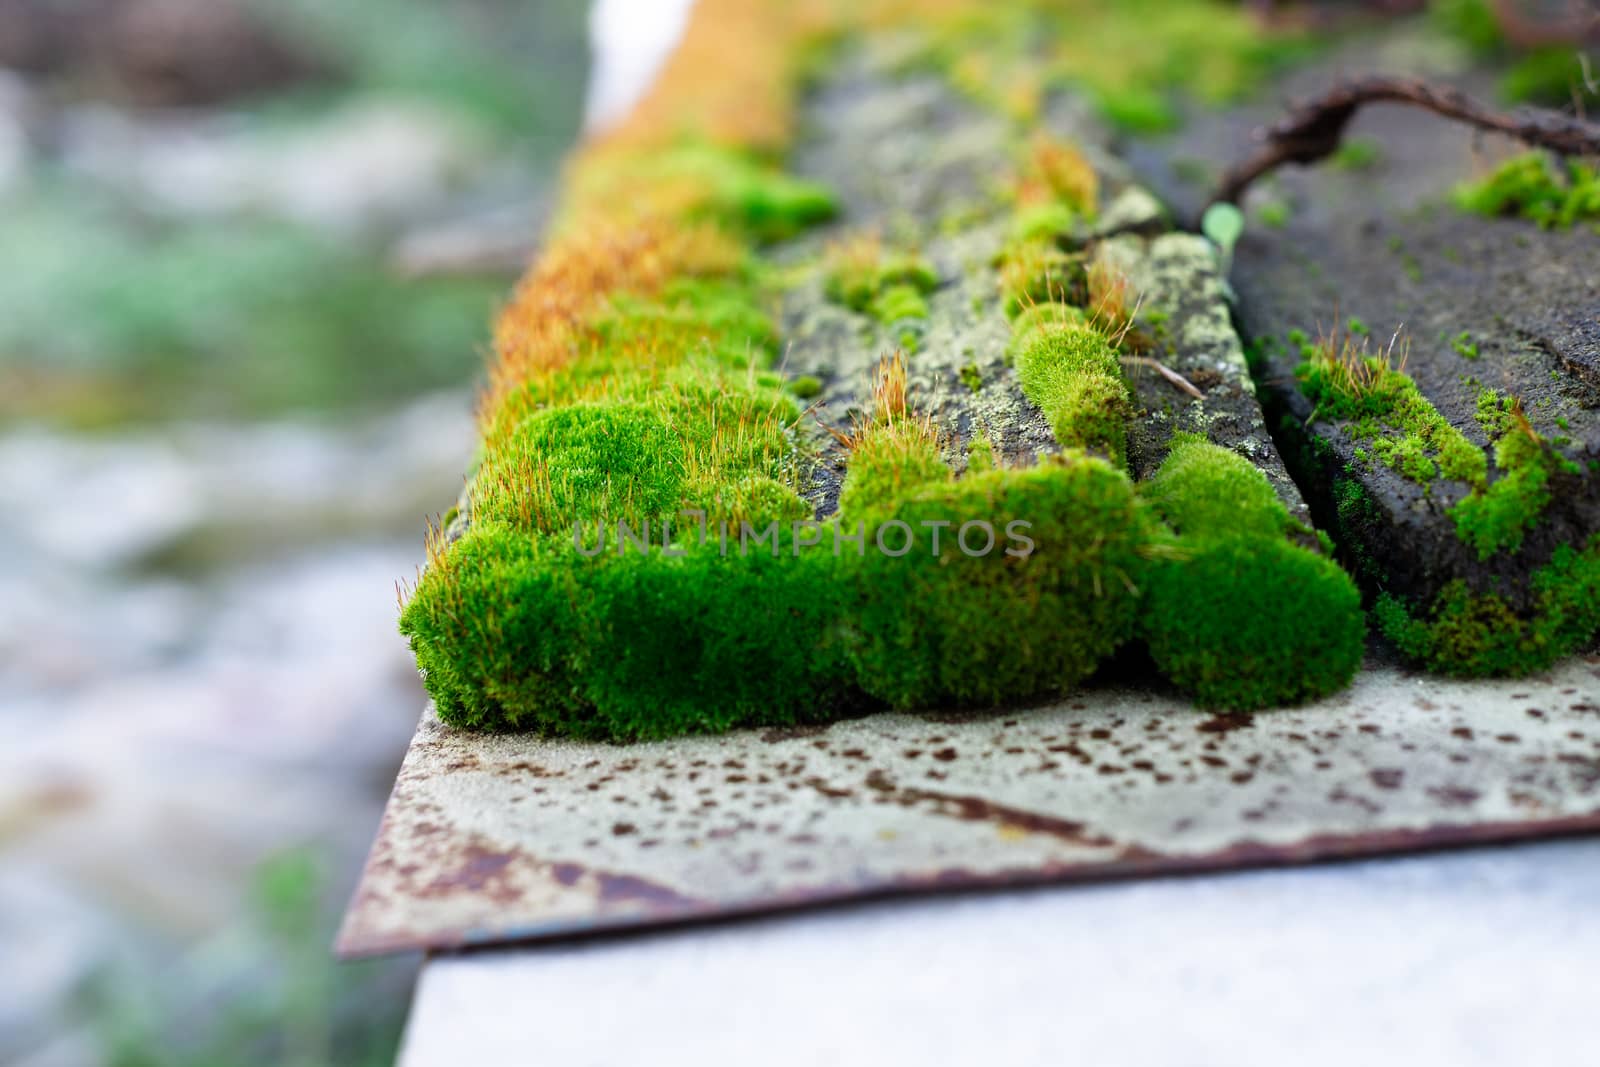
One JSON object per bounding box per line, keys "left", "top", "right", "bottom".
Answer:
{"left": 1119, "top": 24, "right": 1600, "bottom": 629}
{"left": 781, "top": 47, "right": 1307, "bottom": 524}
{"left": 1237, "top": 210, "right": 1599, "bottom": 617}
{"left": 1106, "top": 232, "right": 1314, "bottom": 533}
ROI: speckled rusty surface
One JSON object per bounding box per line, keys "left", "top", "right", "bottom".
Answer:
{"left": 337, "top": 654, "right": 1600, "bottom": 957}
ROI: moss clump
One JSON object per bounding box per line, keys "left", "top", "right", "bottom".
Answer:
{"left": 1011, "top": 202, "right": 1079, "bottom": 244}
{"left": 1296, "top": 329, "right": 1486, "bottom": 487}
{"left": 1500, "top": 48, "right": 1590, "bottom": 107}
{"left": 1140, "top": 433, "right": 1290, "bottom": 541}
{"left": 578, "top": 535, "right": 853, "bottom": 738}
{"left": 401, "top": 521, "right": 854, "bottom": 740}
{"left": 1257, "top": 200, "right": 1290, "bottom": 228}
{"left": 1294, "top": 332, "right": 1573, "bottom": 561}
{"left": 1454, "top": 152, "right": 1600, "bottom": 229}
{"left": 1006, "top": 302, "right": 1088, "bottom": 360}
{"left": 1014, "top": 323, "right": 1132, "bottom": 463}
{"left": 823, "top": 234, "right": 939, "bottom": 324}
{"left": 1451, "top": 402, "right": 1575, "bottom": 560}
{"left": 1374, "top": 538, "right": 1600, "bottom": 677}
{"left": 788, "top": 374, "right": 823, "bottom": 399}
{"left": 998, "top": 238, "right": 1085, "bottom": 318}
{"left": 872, "top": 282, "right": 931, "bottom": 324}
{"left": 401, "top": 525, "right": 587, "bottom": 734}
{"left": 836, "top": 417, "right": 951, "bottom": 516}
{"left": 1139, "top": 436, "right": 1365, "bottom": 710}
{"left": 473, "top": 402, "right": 686, "bottom": 529}
{"left": 572, "top": 143, "right": 837, "bottom": 242}
{"left": 839, "top": 452, "right": 1156, "bottom": 709}
{"left": 1331, "top": 137, "right": 1382, "bottom": 171}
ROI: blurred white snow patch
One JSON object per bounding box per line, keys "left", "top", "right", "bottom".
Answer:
{"left": 584, "top": 0, "right": 695, "bottom": 132}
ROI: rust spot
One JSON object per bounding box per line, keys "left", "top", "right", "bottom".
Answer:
{"left": 861, "top": 771, "right": 1115, "bottom": 847}
{"left": 423, "top": 843, "right": 521, "bottom": 905}
{"left": 1198, "top": 712, "right": 1254, "bottom": 735}
{"left": 804, "top": 777, "right": 853, "bottom": 799}
{"left": 932, "top": 747, "right": 959, "bottom": 762}
{"left": 1370, "top": 768, "right": 1404, "bottom": 790}
{"left": 551, "top": 862, "right": 705, "bottom": 911}
{"left": 1427, "top": 786, "right": 1481, "bottom": 807}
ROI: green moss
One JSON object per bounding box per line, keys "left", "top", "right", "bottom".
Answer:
{"left": 1006, "top": 302, "right": 1088, "bottom": 361}
{"left": 1257, "top": 200, "right": 1290, "bottom": 228}
{"left": 1500, "top": 47, "right": 1589, "bottom": 106}
{"left": 1375, "top": 538, "right": 1600, "bottom": 677}
{"left": 1297, "top": 333, "right": 1487, "bottom": 488}
{"left": 823, "top": 240, "right": 938, "bottom": 325}
{"left": 1454, "top": 152, "right": 1600, "bottom": 229}
{"left": 999, "top": 239, "right": 1085, "bottom": 318}
{"left": 1294, "top": 332, "right": 1568, "bottom": 559}
{"left": 1011, "top": 202, "right": 1079, "bottom": 244}
{"left": 474, "top": 402, "right": 686, "bottom": 530}
{"left": 1143, "top": 537, "right": 1364, "bottom": 709}
{"left": 578, "top": 143, "right": 836, "bottom": 241}
{"left": 400, "top": 525, "right": 591, "bottom": 734}
{"left": 1331, "top": 138, "right": 1382, "bottom": 171}
{"left": 840, "top": 455, "right": 1155, "bottom": 709}
{"left": 1094, "top": 87, "right": 1177, "bottom": 134}
{"left": 966, "top": 432, "right": 995, "bottom": 472}
{"left": 1014, "top": 323, "right": 1132, "bottom": 462}
{"left": 959, "top": 361, "right": 983, "bottom": 393}
{"left": 1432, "top": 0, "right": 1501, "bottom": 52}
{"left": 400, "top": 522, "right": 853, "bottom": 740}
{"left": 788, "top": 374, "right": 823, "bottom": 399}
{"left": 1331, "top": 474, "right": 1384, "bottom": 588}
{"left": 872, "top": 282, "right": 931, "bottom": 324}
{"left": 1140, "top": 432, "right": 1289, "bottom": 541}
{"left": 1451, "top": 330, "right": 1479, "bottom": 359}
{"left": 578, "top": 535, "right": 852, "bottom": 738}
{"left": 1138, "top": 438, "right": 1364, "bottom": 710}
{"left": 837, "top": 420, "right": 951, "bottom": 517}
{"left": 1450, "top": 418, "right": 1569, "bottom": 559}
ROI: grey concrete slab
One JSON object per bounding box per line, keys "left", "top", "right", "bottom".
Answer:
{"left": 400, "top": 836, "right": 1600, "bottom": 1067}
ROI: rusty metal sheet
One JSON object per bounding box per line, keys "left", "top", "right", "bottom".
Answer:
{"left": 337, "top": 655, "right": 1600, "bottom": 958}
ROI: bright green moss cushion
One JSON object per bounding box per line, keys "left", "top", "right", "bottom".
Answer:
{"left": 1139, "top": 436, "right": 1364, "bottom": 710}
{"left": 839, "top": 454, "right": 1156, "bottom": 709}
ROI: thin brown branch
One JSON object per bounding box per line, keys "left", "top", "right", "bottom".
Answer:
{"left": 1121, "top": 356, "right": 1206, "bottom": 400}
{"left": 1211, "top": 75, "right": 1600, "bottom": 206}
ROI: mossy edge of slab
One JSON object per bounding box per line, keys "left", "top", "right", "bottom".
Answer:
{"left": 401, "top": 0, "right": 1370, "bottom": 739}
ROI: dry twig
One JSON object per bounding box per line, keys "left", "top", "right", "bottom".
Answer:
{"left": 1212, "top": 75, "right": 1600, "bottom": 206}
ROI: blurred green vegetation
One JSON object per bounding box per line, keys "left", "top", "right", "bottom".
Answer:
{"left": 88, "top": 849, "right": 409, "bottom": 1067}
{"left": 260, "top": 0, "right": 588, "bottom": 143}
{"left": 0, "top": 0, "right": 590, "bottom": 428}
{"left": 0, "top": 189, "right": 506, "bottom": 426}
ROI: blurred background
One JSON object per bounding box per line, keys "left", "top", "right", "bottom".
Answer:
{"left": 0, "top": 1, "right": 644, "bottom": 1063}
